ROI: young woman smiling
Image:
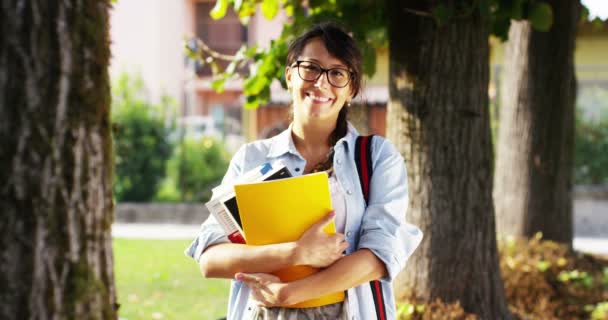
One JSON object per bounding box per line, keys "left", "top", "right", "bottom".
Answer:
{"left": 186, "top": 23, "right": 422, "bottom": 320}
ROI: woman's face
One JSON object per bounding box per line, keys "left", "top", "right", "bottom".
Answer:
{"left": 286, "top": 38, "right": 353, "bottom": 124}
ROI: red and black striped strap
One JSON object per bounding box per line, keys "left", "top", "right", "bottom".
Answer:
{"left": 354, "top": 135, "right": 386, "bottom": 320}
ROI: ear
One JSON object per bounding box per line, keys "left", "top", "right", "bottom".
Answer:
{"left": 285, "top": 66, "right": 293, "bottom": 89}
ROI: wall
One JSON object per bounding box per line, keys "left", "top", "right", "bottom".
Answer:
{"left": 109, "top": 0, "right": 187, "bottom": 105}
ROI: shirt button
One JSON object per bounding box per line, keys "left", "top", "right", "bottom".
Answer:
{"left": 337, "top": 159, "right": 342, "bottom": 165}
{"left": 346, "top": 189, "right": 352, "bottom": 195}
{"left": 346, "top": 231, "right": 352, "bottom": 237}
{"left": 295, "top": 167, "right": 300, "bottom": 172}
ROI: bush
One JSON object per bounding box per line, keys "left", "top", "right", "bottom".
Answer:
{"left": 575, "top": 88, "right": 608, "bottom": 184}
{"left": 397, "top": 300, "right": 476, "bottom": 320}
{"left": 396, "top": 235, "right": 608, "bottom": 319}
{"left": 156, "top": 137, "right": 229, "bottom": 203}
{"left": 498, "top": 233, "right": 608, "bottom": 319}
{"left": 112, "top": 73, "right": 174, "bottom": 202}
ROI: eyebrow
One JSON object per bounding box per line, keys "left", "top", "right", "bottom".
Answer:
{"left": 300, "top": 58, "right": 348, "bottom": 69}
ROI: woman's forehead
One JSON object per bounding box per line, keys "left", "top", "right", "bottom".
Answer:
{"left": 299, "top": 38, "right": 347, "bottom": 68}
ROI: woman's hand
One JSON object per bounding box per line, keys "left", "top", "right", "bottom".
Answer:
{"left": 294, "top": 211, "right": 349, "bottom": 268}
{"left": 236, "top": 273, "right": 292, "bottom": 307}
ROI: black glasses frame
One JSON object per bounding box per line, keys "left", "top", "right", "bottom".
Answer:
{"left": 292, "top": 60, "right": 353, "bottom": 88}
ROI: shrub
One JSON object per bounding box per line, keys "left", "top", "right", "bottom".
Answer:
{"left": 397, "top": 300, "right": 477, "bottom": 320}
{"left": 498, "top": 233, "right": 608, "bottom": 319}
{"left": 396, "top": 235, "right": 608, "bottom": 319}
{"left": 157, "top": 137, "right": 229, "bottom": 203}
{"left": 112, "top": 73, "right": 174, "bottom": 202}
{"left": 575, "top": 93, "right": 608, "bottom": 184}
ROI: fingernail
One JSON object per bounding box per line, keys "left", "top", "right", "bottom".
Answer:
{"left": 328, "top": 211, "right": 335, "bottom": 217}
{"left": 235, "top": 273, "right": 244, "bottom": 280}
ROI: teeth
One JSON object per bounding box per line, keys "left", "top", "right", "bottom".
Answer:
{"left": 307, "top": 94, "right": 331, "bottom": 102}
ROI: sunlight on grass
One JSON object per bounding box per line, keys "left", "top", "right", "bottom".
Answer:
{"left": 113, "top": 238, "right": 230, "bottom": 320}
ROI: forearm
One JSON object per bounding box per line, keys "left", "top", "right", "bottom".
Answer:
{"left": 282, "top": 249, "right": 387, "bottom": 304}
{"left": 199, "top": 242, "right": 299, "bottom": 279}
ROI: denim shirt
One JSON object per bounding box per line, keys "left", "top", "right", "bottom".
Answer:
{"left": 185, "top": 123, "right": 423, "bottom": 320}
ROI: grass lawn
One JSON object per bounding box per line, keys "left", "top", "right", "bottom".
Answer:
{"left": 113, "top": 238, "right": 230, "bottom": 320}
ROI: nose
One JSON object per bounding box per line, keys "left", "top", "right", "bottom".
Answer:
{"left": 314, "top": 70, "right": 331, "bottom": 88}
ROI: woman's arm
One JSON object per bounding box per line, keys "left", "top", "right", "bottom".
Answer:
{"left": 283, "top": 249, "right": 386, "bottom": 303}
{"left": 237, "top": 248, "right": 385, "bottom": 306}
{"left": 199, "top": 242, "right": 298, "bottom": 278}
{"left": 200, "top": 211, "right": 349, "bottom": 279}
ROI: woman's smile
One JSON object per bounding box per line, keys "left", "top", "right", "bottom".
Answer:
{"left": 305, "top": 92, "right": 334, "bottom": 105}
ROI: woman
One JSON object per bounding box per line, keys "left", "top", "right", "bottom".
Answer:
{"left": 185, "top": 22, "right": 422, "bottom": 320}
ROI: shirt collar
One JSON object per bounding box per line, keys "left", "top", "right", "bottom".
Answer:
{"left": 267, "top": 122, "right": 360, "bottom": 159}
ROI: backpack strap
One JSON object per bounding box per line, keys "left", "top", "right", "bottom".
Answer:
{"left": 354, "top": 135, "right": 387, "bottom": 320}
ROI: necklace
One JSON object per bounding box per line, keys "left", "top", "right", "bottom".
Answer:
{"left": 310, "top": 147, "right": 335, "bottom": 175}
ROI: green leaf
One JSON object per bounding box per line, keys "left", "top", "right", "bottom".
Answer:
{"left": 244, "top": 95, "right": 260, "bottom": 109}
{"left": 210, "top": 60, "right": 221, "bottom": 74}
{"left": 211, "top": 77, "right": 226, "bottom": 93}
{"left": 285, "top": 4, "right": 294, "bottom": 17}
{"left": 537, "top": 260, "right": 551, "bottom": 272}
{"left": 261, "top": 0, "right": 279, "bottom": 20}
{"left": 244, "top": 75, "right": 269, "bottom": 95}
{"left": 244, "top": 45, "right": 259, "bottom": 58}
{"left": 210, "top": 0, "right": 228, "bottom": 20}
{"left": 529, "top": 2, "right": 553, "bottom": 32}
{"left": 415, "top": 304, "right": 425, "bottom": 313}
{"left": 258, "top": 56, "right": 276, "bottom": 76}
{"left": 237, "top": 1, "right": 256, "bottom": 24}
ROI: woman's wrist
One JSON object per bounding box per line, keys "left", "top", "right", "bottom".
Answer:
{"left": 290, "top": 240, "right": 306, "bottom": 266}
{"left": 278, "top": 281, "right": 304, "bottom": 306}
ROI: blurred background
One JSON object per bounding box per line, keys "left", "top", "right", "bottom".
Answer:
{"left": 106, "top": 1, "right": 608, "bottom": 319}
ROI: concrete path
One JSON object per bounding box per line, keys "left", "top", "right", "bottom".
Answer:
{"left": 112, "top": 223, "right": 608, "bottom": 255}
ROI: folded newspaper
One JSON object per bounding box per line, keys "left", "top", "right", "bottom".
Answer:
{"left": 205, "top": 162, "right": 292, "bottom": 244}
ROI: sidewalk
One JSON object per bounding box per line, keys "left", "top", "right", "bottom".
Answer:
{"left": 112, "top": 223, "right": 608, "bottom": 255}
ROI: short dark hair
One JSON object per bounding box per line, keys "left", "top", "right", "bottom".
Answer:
{"left": 286, "top": 22, "right": 363, "bottom": 98}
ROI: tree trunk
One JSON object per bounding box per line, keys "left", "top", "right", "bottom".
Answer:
{"left": 493, "top": 0, "right": 579, "bottom": 245}
{"left": 386, "top": 2, "right": 511, "bottom": 318}
{"left": 0, "top": 1, "right": 117, "bottom": 319}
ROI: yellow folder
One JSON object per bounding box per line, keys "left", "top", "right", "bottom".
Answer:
{"left": 234, "top": 171, "right": 345, "bottom": 308}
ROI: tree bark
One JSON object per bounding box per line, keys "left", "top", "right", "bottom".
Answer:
{"left": 493, "top": 0, "right": 579, "bottom": 245}
{"left": 0, "top": 1, "right": 117, "bottom": 319}
{"left": 386, "top": 2, "right": 511, "bottom": 318}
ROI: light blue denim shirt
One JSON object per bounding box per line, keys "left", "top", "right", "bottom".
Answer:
{"left": 185, "top": 122, "right": 423, "bottom": 320}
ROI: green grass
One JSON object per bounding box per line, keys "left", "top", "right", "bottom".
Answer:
{"left": 113, "top": 239, "right": 230, "bottom": 320}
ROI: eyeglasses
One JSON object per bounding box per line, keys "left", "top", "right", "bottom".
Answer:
{"left": 291, "top": 60, "right": 352, "bottom": 88}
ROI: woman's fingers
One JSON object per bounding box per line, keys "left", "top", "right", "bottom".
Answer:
{"left": 339, "top": 240, "right": 349, "bottom": 252}
{"left": 312, "top": 211, "right": 336, "bottom": 231}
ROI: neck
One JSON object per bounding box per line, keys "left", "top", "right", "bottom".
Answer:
{"left": 291, "top": 117, "right": 335, "bottom": 153}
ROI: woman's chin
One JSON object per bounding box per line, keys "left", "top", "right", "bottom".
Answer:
{"left": 303, "top": 104, "right": 338, "bottom": 119}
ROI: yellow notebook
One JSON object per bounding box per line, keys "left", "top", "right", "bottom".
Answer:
{"left": 234, "top": 171, "right": 345, "bottom": 308}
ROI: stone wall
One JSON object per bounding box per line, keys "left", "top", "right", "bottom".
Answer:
{"left": 116, "top": 185, "right": 607, "bottom": 237}
{"left": 115, "top": 203, "right": 209, "bottom": 225}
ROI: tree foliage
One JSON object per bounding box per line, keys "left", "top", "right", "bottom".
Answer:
{"left": 112, "top": 73, "right": 174, "bottom": 202}
{"left": 574, "top": 88, "right": 608, "bottom": 184}
{"left": 188, "top": 0, "right": 556, "bottom": 109}
{"left": 159, "top": 138, "right": 230, "bottom": 202}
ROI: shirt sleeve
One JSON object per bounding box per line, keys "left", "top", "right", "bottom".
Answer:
{"left": 357, "top": 137, "right": 423, "bottom": 282}
{"left": 184, "top": 144, "right": 247, "bottom": 263}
